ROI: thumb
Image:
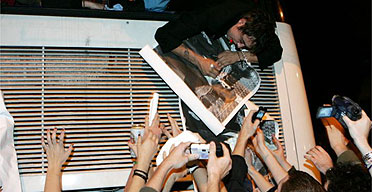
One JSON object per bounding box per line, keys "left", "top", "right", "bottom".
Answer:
{"left": 188, "top": 153, "right": 200, "bottom": 161}
{"left": 209, "top": 141, "right": 217, "bottom": 157}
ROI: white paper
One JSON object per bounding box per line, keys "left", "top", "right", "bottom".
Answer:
{"left": 0, "top": 90, "right": 22, "bottom": 192}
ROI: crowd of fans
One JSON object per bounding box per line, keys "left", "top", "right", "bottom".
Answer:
{"left": 42, "top": 104, "right": 371, "bottom": 192}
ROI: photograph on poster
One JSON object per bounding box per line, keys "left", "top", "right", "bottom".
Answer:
{"left": 140, "top": 33, "right": 260, "bottom": 134}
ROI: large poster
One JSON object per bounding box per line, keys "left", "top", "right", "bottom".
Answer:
{"left": 140, "top": 34, "right": 260, "bottom": 135}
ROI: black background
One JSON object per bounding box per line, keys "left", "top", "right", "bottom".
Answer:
{"left": 282, "top": 1, "right": 371, "bottom": 152}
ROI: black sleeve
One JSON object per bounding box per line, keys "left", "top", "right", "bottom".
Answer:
{"left": 222, "top": 155, "right": 248, "bottom": 191}
{"left": 256, "top": 33, "right": 283, "bottom": 68}
{"left": 154, "top": 10, "right": 208, "bottom": 53}
{"left": 155, "top": 0, "right": 257, "bottom": 53}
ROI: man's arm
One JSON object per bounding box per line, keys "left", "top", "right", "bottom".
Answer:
{"left": 172, "top": 44, "right": 220, "bottom": 77}
{"left": 145, "top": 142, "right": 199, "bottom": 191}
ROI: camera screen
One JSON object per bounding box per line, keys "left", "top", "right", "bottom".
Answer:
{"left": 316, "top": 107, "right": 333, "bottom": 118}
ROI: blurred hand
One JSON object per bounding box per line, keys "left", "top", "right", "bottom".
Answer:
{"left": 161, "top": 113, "right": 206, "bottom": 143}
{"left": 240, "top": 110, "right": 260, "bottom": 139}
{"left": 216, "top": 51, "right": 240, "bottom": 68}
{"left": 270, "top": 135, "right": 286, "bottom": 163}
{"left": 207, "top": 142, "right": 232, "bottom": 179}
{"left": 42, "top": 128, "right": 73, "bottom": 169}
{"left": 322, "top": 119, "right": 349, "bottom": 156}
{"left": 134, "top": 131, "right": 159, "bottom": 165}
{"left": 244, "top": 148, "right": 254, "bottom": 167}
{"left": 145, "top": 113, "right": 162, "bottom": 139}
{"left": 343, "top": 110, "right": 371, "bottom": 143}
{"left": 164, "top": 142, "right": 199, "bottom": 169}
{"left": 304, "top": 146, "right": 333, "bottom": 175}
{"left": 252, "top": 128, "right": 269, "bottom": 156}
{"left": 197, "top": 57, "right": 220, "bottom": 78}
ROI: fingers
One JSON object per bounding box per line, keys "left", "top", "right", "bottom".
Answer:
{"left": 221, "top": 142, "right": 230, "bottom": 157}
{"left": 152, "top": 113, "right": 160, "bottom": 127}
{"left": 272, "top": 135, "right": 281, "bottom": 148}
{"left": 188, "top": 153, "right": 200, "bottom": 161}
{"left": 167, "top": 113, "right": 181, "bottom": 137}
{"left": 256, "top": 128, "right": 265, "bottom": 144}
{"left": 145, "top": 115, "right": 150, "bottom": 129}
{"left": 128, "top": 140, "right": 135, "bottom": 150}
{"left": 209, "top": 141, "right": 217, "bottom": 157}
{"left": 58, "top": 129, "right": 65, "bottom": 145}
{"left": 304, "top": 154, "right": 316, "bottom": 162}
{"left": 51, "top": 128, "right": 57, "bottom": 145}
{"left": 162, "top": 126, "right": 173, "bottom": 139}
{"left": 41, "top": 136, "right": 47, "bottom": 152}
{"left": 47, "top": 129, "right": 52, "bottom": 145}
{"left": 66, "top": 144, "right": 73, "bottom": 156}
{"left": 137, "top": 135, "right": 142, "bottom": 146}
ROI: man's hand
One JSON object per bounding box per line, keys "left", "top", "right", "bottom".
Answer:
{"left": 164, "top": 142, "right": 199, "bottom": 169}
{"left": 216, "top": 51, "right": 240, "bottom": 68}
{"left": 240, "top": 110, "right": 260, "bottom": 139}
{"left": 322, "top": 119, "right": 349, "bottom": 156}
{"left": 42, "top": 128, "right": 73, "bottom": 169}
{"left": 144, "top": 113, "right": 162, "bottom": 139}
{"left": 134, "top": 131, "right": 159, "bottom": 166}
{"left": 343, "top": 110, "right": 371, "bottom": 144}
{"left": 270, "top": 135, "right": 285, "bottom": 163}
{"left": 207, "top": 142, "right": 232, "bottom": 180}
{"left": 197, "top": 57, "right": 220, "bottom": 78}
{"left": 304, "top": 146, "right": 333, "bottom": 175}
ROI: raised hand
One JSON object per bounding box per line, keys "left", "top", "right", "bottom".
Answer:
{"left": 42, "top": 128, "right": 73, "bottom": 169}
{"left": 304, "top": 146, "right": 333, "bottom": 175}
{"left": 343, "top": 110, "right": 371, "bottom": 143}
{"left": 164, "top": 142, "right": 199, "bottom": 169}
{"left": 207, "top": 142, "right": 232, "bottom": 180}
{"left": 42, "top": 128, "right": 73, "bottom": 192}
{"left": 322, "top": 119, "right": 349, "bottom": 156}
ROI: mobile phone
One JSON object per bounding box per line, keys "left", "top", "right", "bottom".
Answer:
{"left": 316, "top": 106, "right": 333, "bottom": 119}
{"left": 252, "top": 106, "right": 267, "bottom": 123}
{"left": 148, "top": 92, "right": 159, "bottom": 126}
{"left": 260, "top": 120, "right": 279, "bottom": 150}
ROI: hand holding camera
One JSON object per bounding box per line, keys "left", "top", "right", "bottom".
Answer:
{"left": 316, "top": 95, "right": 363, "bottom": 129}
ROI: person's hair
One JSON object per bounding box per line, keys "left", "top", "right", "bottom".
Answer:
{"left": 326, "top": 162, "right": 371, "bottom": 192}
{"left": 281, "top": 170, "right": 326, "bottom": 192}
{"left": 239, "top": 9, "right": 276, "bottom": 54}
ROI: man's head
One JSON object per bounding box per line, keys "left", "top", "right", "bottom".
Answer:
{"left": 325, "top": 162, "right": 371, "bottom": 192}
{"left": 227, "top": 9, "right": 276, "bottom": 54}
{"left": 278, "top": 170, "right": 326, "bottom": 192}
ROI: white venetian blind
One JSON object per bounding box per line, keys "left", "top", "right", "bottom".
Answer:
{"left": 0, "top": 46, "right": 181, "bottom": 175}
{"left": 0, "top": 45, "right": 285, "bottom": 177}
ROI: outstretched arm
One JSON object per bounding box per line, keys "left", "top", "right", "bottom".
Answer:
{"left": 145, "top": 142, "right": 199, "bottom": 191}
{"left": 42, "top": 128, "right": 73, "bottom": 192}
{"left": 252, "top": 128, "right": 288, "bottom": 184}
{"left": 172, "top": 44, "right": 221, "bottom": 78}
{"left": 245, "top": 149, "right": 274, "bottom": 192}
{"left": 343, "top": 110, "right": 372, "bottom": 175}
{"left": 207, "top": 142, "right": 232, "bottom": 192}
{"left": 233, "top": 110, "right": 260, "bottom": 157}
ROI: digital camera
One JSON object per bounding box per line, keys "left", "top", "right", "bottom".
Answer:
{"left": 190, "top": 143, "right": 223, "bottom": 159}
{"left": 316, "top": 95, "right": 362, "bottom": 129}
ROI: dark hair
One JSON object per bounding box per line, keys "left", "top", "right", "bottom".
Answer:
{"left": 239, "top": 9, "right": 276, "bottom": 54}
{"left": 326, "top": 162, "right": 371, "bottom": 192}
{"left": 281, "top": 170, "right": 326, "bottom": 192}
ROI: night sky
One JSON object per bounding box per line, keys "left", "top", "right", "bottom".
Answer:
{"left": 282, "top": 1, "right": 371, "bottom": 150}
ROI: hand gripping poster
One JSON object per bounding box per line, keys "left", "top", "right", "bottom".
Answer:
{"left": 140, "top": 34, "right": 260, "bottom": 135}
